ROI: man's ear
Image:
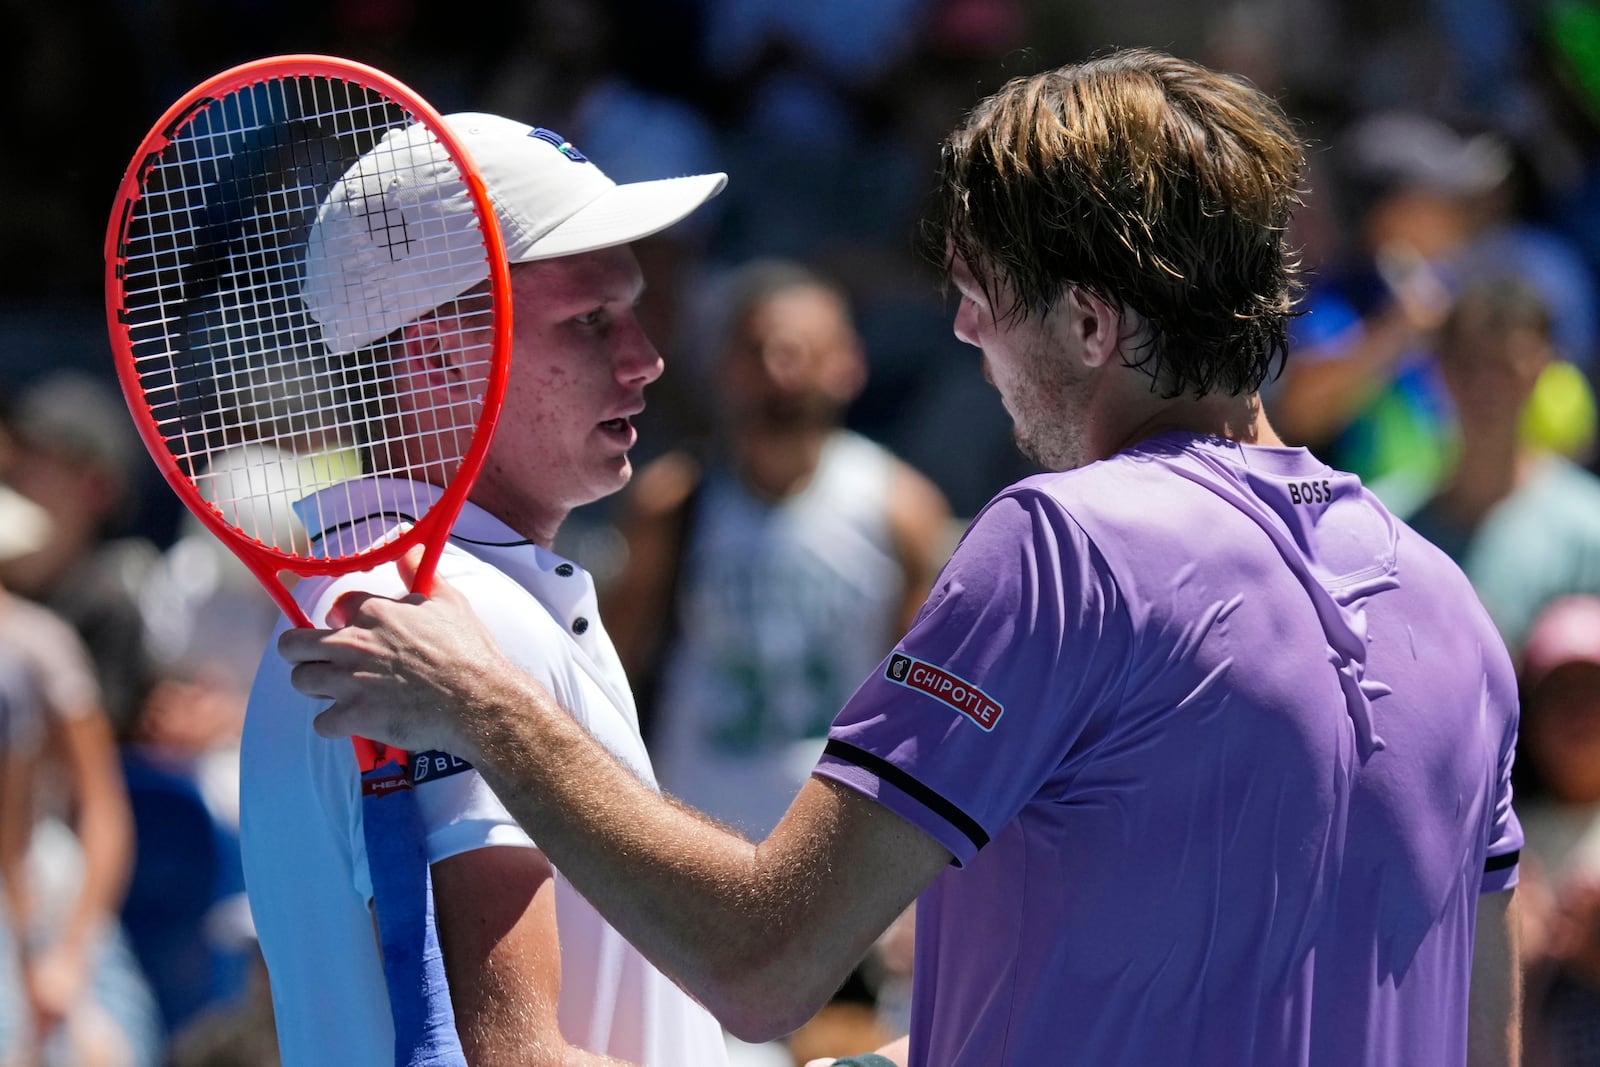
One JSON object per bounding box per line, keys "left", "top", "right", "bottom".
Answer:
{"left": 1063, "top": 286, "right": 1123, "bottom": 370}
{"left": 399, "top": 315, "right": 468, "bottom": 390}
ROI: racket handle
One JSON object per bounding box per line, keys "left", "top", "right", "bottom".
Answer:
{"left": 407, "top": 538, "right": 449, "bottom": 600}
{"left": 362, "top": 758, "right": 467, "bottom": 1067}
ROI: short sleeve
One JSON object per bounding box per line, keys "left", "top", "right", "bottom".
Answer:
{"left": 298, "top": 567, "right": 536, "bottom": 906}
{"left": 16, "top": 603, "right": 100, "bottom": 723}
{"left": 410, "top": 749, "right": 536, "bottom": 860}
{"left": 815, "top": 488, "right": 1125, "bottom": 865}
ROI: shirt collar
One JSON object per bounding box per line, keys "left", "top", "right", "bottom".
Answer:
{"left": 293, "top": 476, "right": 439, "bottom": 557}
{"left": 292, "top": 475, "right": 594, "bottom": 611}
{"left": 294, "top": 476, "right": 546, "bottom": 555}
{"left": 292, "top": 476, "right": 632, "bottom": 727}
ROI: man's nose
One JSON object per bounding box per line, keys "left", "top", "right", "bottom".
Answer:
{"left": 758, "top": 336, "right": 810, "bottom": 391}
{"left": 617, "top": 321, "right": 664, "bottom": 385}
{"left": 953, "top": 301, "right": 979, "bottom": 348}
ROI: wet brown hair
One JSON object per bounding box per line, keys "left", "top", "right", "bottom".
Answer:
{"left": 925, "top": 48, "right": 1306, "bottom": 397}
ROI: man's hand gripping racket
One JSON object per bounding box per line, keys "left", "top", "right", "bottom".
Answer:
{"left": 297, "top": 544, "right": 516, "bottom": 761}
{"left": 104, "top": 55, "right": 512, "bottom": 1066}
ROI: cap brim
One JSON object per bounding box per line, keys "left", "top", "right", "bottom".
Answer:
{"left": 512, "top": 172, "right": 727, "bottom": 262}
{"left": 0, "top": 484, "right": 51, "bottom": 562}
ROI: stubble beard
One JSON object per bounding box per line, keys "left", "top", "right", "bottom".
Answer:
{"left": 1013, "top": 420, "right": 1085, "bottom": 472}
{"left": 1010, "top": 349, "right": 1088, "bottom": 473}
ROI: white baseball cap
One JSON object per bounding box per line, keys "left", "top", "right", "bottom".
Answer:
{"left": 0, "top": 483, "right": 51, "bottom": 563}
{"left": 302, "top": 112, "right": 727, "bottom": 354}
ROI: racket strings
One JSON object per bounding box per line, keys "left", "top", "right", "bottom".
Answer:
{"left": 117, "top": 72, "right": 498, "bottom": 561}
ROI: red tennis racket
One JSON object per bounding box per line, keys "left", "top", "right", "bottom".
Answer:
{"left": 105, "top": 54, "right": 510, "bottom": 1065}
{"left": 105, "top": 54, "right": 510, "bottom": 627}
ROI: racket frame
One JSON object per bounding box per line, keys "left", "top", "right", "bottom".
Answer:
{"left": 104, "top": 53, "right": 513, "bottom": 631}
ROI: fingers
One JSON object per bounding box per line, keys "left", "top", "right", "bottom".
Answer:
{"left": 312, "top": 704, "right": 357, "bottom": 741}
{"left": 329, "top": 549, "right": 466, "bottom": 627}
{"left": 310, "top": 694, "right": 432, "bottom": 753}
{"left": 277, "top": 625, "right": 347, "bottom": 675}
{"left": 277, "top": 591, "right": 397, "bottom": 669}
{"left": 270, "top": 549, "right": 482, "bottom": 756}
{"left": 395, "top": 543, "right": 477, "bottom": 618}
{"left": 279, "top": 628, "right": 375, "bottom": 702}
{"left": 393, "top": 542, "right": 429, "bottom": 589}
{"left": 328, "top": 587, "right": 387, "bottom": 629}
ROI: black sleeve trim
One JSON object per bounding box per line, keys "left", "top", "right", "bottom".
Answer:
{"left": 1484, "top": 850, "right": 1520, "bottom": 873}
{"left": 824, "top": 739, "right": 990, "bottom": 852}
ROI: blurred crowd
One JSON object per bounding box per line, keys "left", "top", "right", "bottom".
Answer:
{"left": 5, "top": 0, "right": 1600, "bottom": 1064}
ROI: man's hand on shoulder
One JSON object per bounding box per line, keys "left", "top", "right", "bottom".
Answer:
{"left": 279, "top": 545, "right": 528, "bottom": 761}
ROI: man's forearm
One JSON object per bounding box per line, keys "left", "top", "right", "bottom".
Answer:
{"left": 1468, "top": 889, "right": 1521, "bottom": 1067}
{"left": 59, "top": 716, "right": 134, "bottom": 955}
{"left": 455, "top": 670, "right": 857, "bottom": 1040}
{"left": 289, "top": 557, "right": 943, "bottom": 1038}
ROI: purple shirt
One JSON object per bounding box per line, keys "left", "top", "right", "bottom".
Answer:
{"left": 816, "top": 433, "right": 1520, "bottom": 1067}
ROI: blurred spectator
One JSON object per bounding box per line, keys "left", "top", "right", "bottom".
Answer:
{"left": 162, "top": 950, "right": 278, "bottom": 1067}
{"left": 0, "top": 373, "right": 160, "bottom": 735}
{"left": 1272, "top": 110, "right": 1598, "bottom": 512}
{"left": 118, "top": 667, "right": 253, "bottom": 1043}
{"left": 694, "top": 0, "right": 931, "bottom": 265}
{"left": 1511, "top": 595, "right": 1600, "bottom": 1067}
{"left": 569, "top": 51, "right": 729, "bottom": 459}
{"left": 600, "top": 259, "right": 951, "bottom": 1065}
{"left": 0, "top": 481, "right": 49, "bottom": 1067}
{"left": 0, "top": 479, "right": 161, "bottom": 1067}
{"left": 1405, "top": 279, "right": 1600, "bottom": 651}
{"left": 1538, "top": 2, "right": 1600, "bottom": 324}
{"left": 119, "top": 515, "right": 277, "bottom": 1039}
{"left": 605, "top": 259, "right": 952, "bottom": 836}
{"left": 684, "top": 0, "right": 1038, "bottom": 520}
{"left": 1, "top": 645, "right": 37, "bottom": 1067}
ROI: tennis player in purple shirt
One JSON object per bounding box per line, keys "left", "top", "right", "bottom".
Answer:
{"left": 283, "top": 47, "right": 1522, "bottom": 1066}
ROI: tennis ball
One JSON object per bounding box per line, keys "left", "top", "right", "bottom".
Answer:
{"left": 1521, "top": 360, "right": 1598, "bottom": 459}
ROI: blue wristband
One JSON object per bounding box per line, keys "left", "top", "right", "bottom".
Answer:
{"left": 831, "top": 1056, "right": 899, "bottom": 1067}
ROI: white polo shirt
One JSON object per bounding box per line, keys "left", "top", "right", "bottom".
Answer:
{"left": 240, "top": 477, "right": 727, "bottom": 1067}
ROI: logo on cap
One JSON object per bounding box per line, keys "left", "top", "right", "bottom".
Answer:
{"left": 346, "top": 180, "right": 414, "bottom": 261}
{"left": 529, "top": 128, "right": 588, "bottom": 162}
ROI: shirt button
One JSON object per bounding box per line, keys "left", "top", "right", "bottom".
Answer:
{"left": 555, "top": 563, "right": 575, "bottom": 577}
{"left": 571, "top": 617, "right": 589, "bottom": 635}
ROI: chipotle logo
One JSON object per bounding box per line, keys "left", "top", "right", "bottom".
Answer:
{"left": 884, "top": 654, "right": 1004, "bottom": 731}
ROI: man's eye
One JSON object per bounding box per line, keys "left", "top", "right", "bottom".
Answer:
{"left": 575, "top": 309, "right": 605, "bottom": 327}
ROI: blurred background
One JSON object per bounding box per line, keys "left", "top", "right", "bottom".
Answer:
{"left": 7, "top": 0, "right": 1600, "bottom": 1065}
{"left": 16, "top": 0, "right": 1600, "bottom": 529}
